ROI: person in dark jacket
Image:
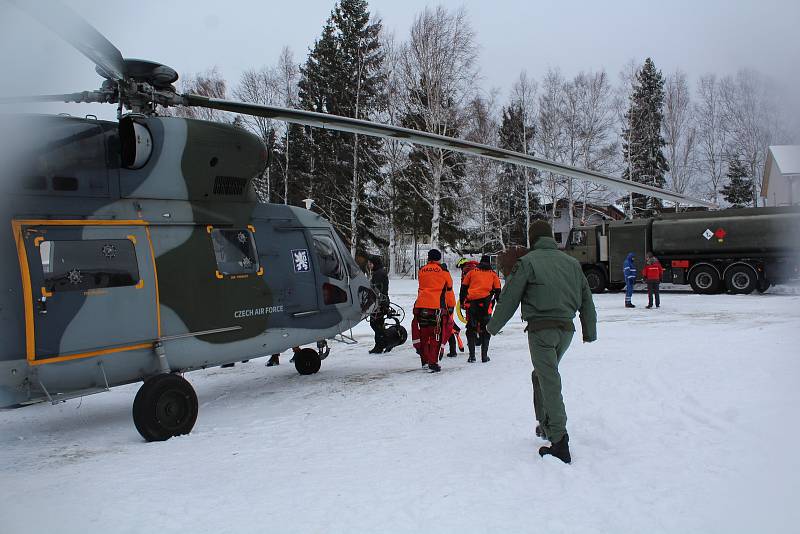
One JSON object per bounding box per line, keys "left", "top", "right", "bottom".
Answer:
{"left": 368, "top": 255, "right": 390, "bottom": 353}
{"left": 487, "top": 220, "right": 597, "bottom": 464}
{"left": 623, "top": 252, "right": 637, "bottom": 308}
{"left": 642, "top": 252, "right": 664, "bottom": 309}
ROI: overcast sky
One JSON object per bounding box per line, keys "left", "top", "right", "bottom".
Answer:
{"left": 1, "top": 0, "right": 798, "bottom": 137}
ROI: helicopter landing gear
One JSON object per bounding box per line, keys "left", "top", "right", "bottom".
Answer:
{"left": 294, "top": 347, "right": 322, "bottom": 375}
{"left": 132, "top": 373, "right": 198, "bottom": 442}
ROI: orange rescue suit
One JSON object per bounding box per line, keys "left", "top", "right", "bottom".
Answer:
{"left": 461, "top": 268, "right": 501, "bottom": 302}
{"left": 415, "top": 262, "right": 455, "bottom": 309}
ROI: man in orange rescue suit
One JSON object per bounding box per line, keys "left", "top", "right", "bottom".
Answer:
{"left": 460, "top": 255, "right": 501, "bottom": 363}
{"left": 412, "top": 249, "right": 455, "bottom": 373}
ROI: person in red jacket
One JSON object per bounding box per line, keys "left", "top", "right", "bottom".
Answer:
{"left": 412, "top": 249, "right": 455, "bottom": 372}
{"left": 459, "top": 255, "right": 501, "bottom": 362}
{"left": 643, "top": 252, "right": 665, "bottom": 309}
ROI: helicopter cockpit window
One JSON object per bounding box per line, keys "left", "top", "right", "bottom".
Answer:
{"left": 570, "top": 230, "right": 587, "bottom": 246}
{"left": 332, "top": 231, "right": 363, "bottom": 278}
{"left": 312, "top": 235, "right": 345, "bottom": 280}
{"left": 210, "top": 229, "right": 259, "bottom": 275}
{"left": 39, "top": 239, "right": 140, "bottom": 293}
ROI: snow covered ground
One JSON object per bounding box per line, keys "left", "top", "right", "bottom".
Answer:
{"left": 1, "top": 279, "right": 799, "bottom": 533}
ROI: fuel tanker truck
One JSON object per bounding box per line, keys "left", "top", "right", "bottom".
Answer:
{"left": 563, "top": 206, "right": 800, "bottom": 294}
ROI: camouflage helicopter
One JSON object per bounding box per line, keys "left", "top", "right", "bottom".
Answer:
{"left": 0, "top": 1, "right": 714, "bottom": 441}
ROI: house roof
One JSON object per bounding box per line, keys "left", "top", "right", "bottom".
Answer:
{"left": 762, "top": 145, "right": 800, "bottom": 197}
{"left": 769, "top": 145, "right": 800, "bottom": 175}
{"left": 542, "top": 200, "right": 625, "bottom": 220}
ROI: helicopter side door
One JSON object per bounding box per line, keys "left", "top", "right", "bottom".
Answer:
{"left": 14, "top": 221, "right": 159, "bottom": 364}
{"left": 253, "top": 225, "right": 318, "bottom": 316}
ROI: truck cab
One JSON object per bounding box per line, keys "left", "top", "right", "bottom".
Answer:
{"left": 564, "top": 224, "right": 611, "bottom": 292}
{"left": 565, "top": 220, "right": 650, "bottom": 293}
{"left": 564, "top": 226, "right": 600, "bottom": 264}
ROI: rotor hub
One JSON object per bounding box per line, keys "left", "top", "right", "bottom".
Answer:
{"left": 95, "top": 58, "right": 178, "bottom": 88}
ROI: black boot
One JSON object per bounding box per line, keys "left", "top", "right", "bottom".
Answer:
{"left": 368, "top": 344, "right": 385, "bottom": 354}
{"left": 266, "top": 354, "right": 280, "bottom": 367}
{"left": 447, "top": 336, "right": 457, "bottom": 357}
{"left": 428, "top": 363, "right": 441, "bottom": 373}
{"left": 480, "top": 337, "right": 490, "bottom": 363}
{"left": 625, "top": 302, "right": 635, "bottom": 308}
{"left": 467, "top": 334, "right": 476, "bottom": 362}
{"left": 538, "top": 433, "right": 571, "bottom": 464}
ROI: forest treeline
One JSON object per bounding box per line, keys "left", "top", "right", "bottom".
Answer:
{"left": 167, "top": 0, "right": 790, "bottom": 274}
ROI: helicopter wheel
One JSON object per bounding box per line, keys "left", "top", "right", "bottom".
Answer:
{"left": 133, "top": 373, "right": 198, "bottom": 442}
{"left": 294, "top": 348, "right": 322, "bottom": 375}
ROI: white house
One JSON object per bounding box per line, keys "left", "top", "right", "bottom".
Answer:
{"left": 761, "top": 145, "right": 800, "bottom": 207}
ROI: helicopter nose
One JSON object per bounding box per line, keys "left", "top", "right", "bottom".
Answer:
{"left": 357, "top": 284, "right": 377, "bottom": 316}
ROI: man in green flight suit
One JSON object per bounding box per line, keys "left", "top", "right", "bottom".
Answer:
{"left": 487, "top": 220, "right": 597, "bottom": 464}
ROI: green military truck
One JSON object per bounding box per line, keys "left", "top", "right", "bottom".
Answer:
{"left": 563, "top": 206, "right": 800, "bottom": 295}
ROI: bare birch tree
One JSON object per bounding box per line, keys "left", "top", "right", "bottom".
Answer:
{"left": 276, "top": 46, "right": 299, "bottom": 205}
{"left": 662, "top": 70, "right": 697, "bottom": 209}
{"left": 399, "top": 5, "right": 478, "bottom": 249}
{"left": 719, "top": 70, "right": 781, "bottom": 207}
{"left": 464, "top": 92, "right": 501, "bottom": 250}
{"left": 171, "top": 67, "right": 229, "bottom": 122}
{"left": 234, "top": 67, "right": 280, "bottom": 201}
{"left": 510, "top": 71, "right": 537, "bottom": 246}
{"left": 535, "top": 69, "right": 566, "bottom": 230}
{"left": 695, "top": 74, "right": 728, "bottom": 205}
{"left": 613, "top": 59, "right": 640, "bottom": 218}
{"left": 574, "top": 70, "right": 617, "bottom": 222}
{"left": 378, "top": 30, "right": 410, "bottom": 276}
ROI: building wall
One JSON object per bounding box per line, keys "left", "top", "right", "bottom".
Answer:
{"left": 762, "top": 161, "right": 798, "bottom": 206}
{"left": 762, "top": 148, "right": 800, "bottom": 207}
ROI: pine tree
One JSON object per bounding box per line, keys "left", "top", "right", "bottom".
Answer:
{"left": 289, "top": 0, "right": 385, "bottom": 252}
{"left": 497, "top": 103, "right": 539, "bottom": 246}
{"left": 720, "top": 156, "right": 753, "bottom": 208}
{"left": 622, "top": 58, "right": 669, "bottom": 217}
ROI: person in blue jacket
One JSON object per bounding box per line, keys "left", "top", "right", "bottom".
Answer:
{"left": 623, "top": 252, "right": 637, "bottom": 308}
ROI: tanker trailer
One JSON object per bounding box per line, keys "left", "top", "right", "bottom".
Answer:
{"left": 564, "top": 206, "right": 800, "bottom": 294}
{"left": 651, "top": 206, "right": 800, "bottom": 294}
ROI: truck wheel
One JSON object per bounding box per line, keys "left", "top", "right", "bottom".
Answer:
{"left": 584, "top": 268, "right": 606, "bottom": 293}
{"left": 689, "top": 265, "right": 720, "bottom": 295}
{"left": 133, "top": 374, "right": 198, "bottom": 442}
{"left": 725, "top": 265, "right": 757, "bottom": 295}
{"left": 294, "top": 348, "right": 322, "bottom": 375}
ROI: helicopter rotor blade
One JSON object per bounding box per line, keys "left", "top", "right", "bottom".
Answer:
{"left": 184, "top": 95, "right": 716, "bottom": 208}
{"left": 0, "top": 92, "right": 108, "bottom": 105}
{"left": 8, "top": 0, "right": 126, "bottom": 81}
